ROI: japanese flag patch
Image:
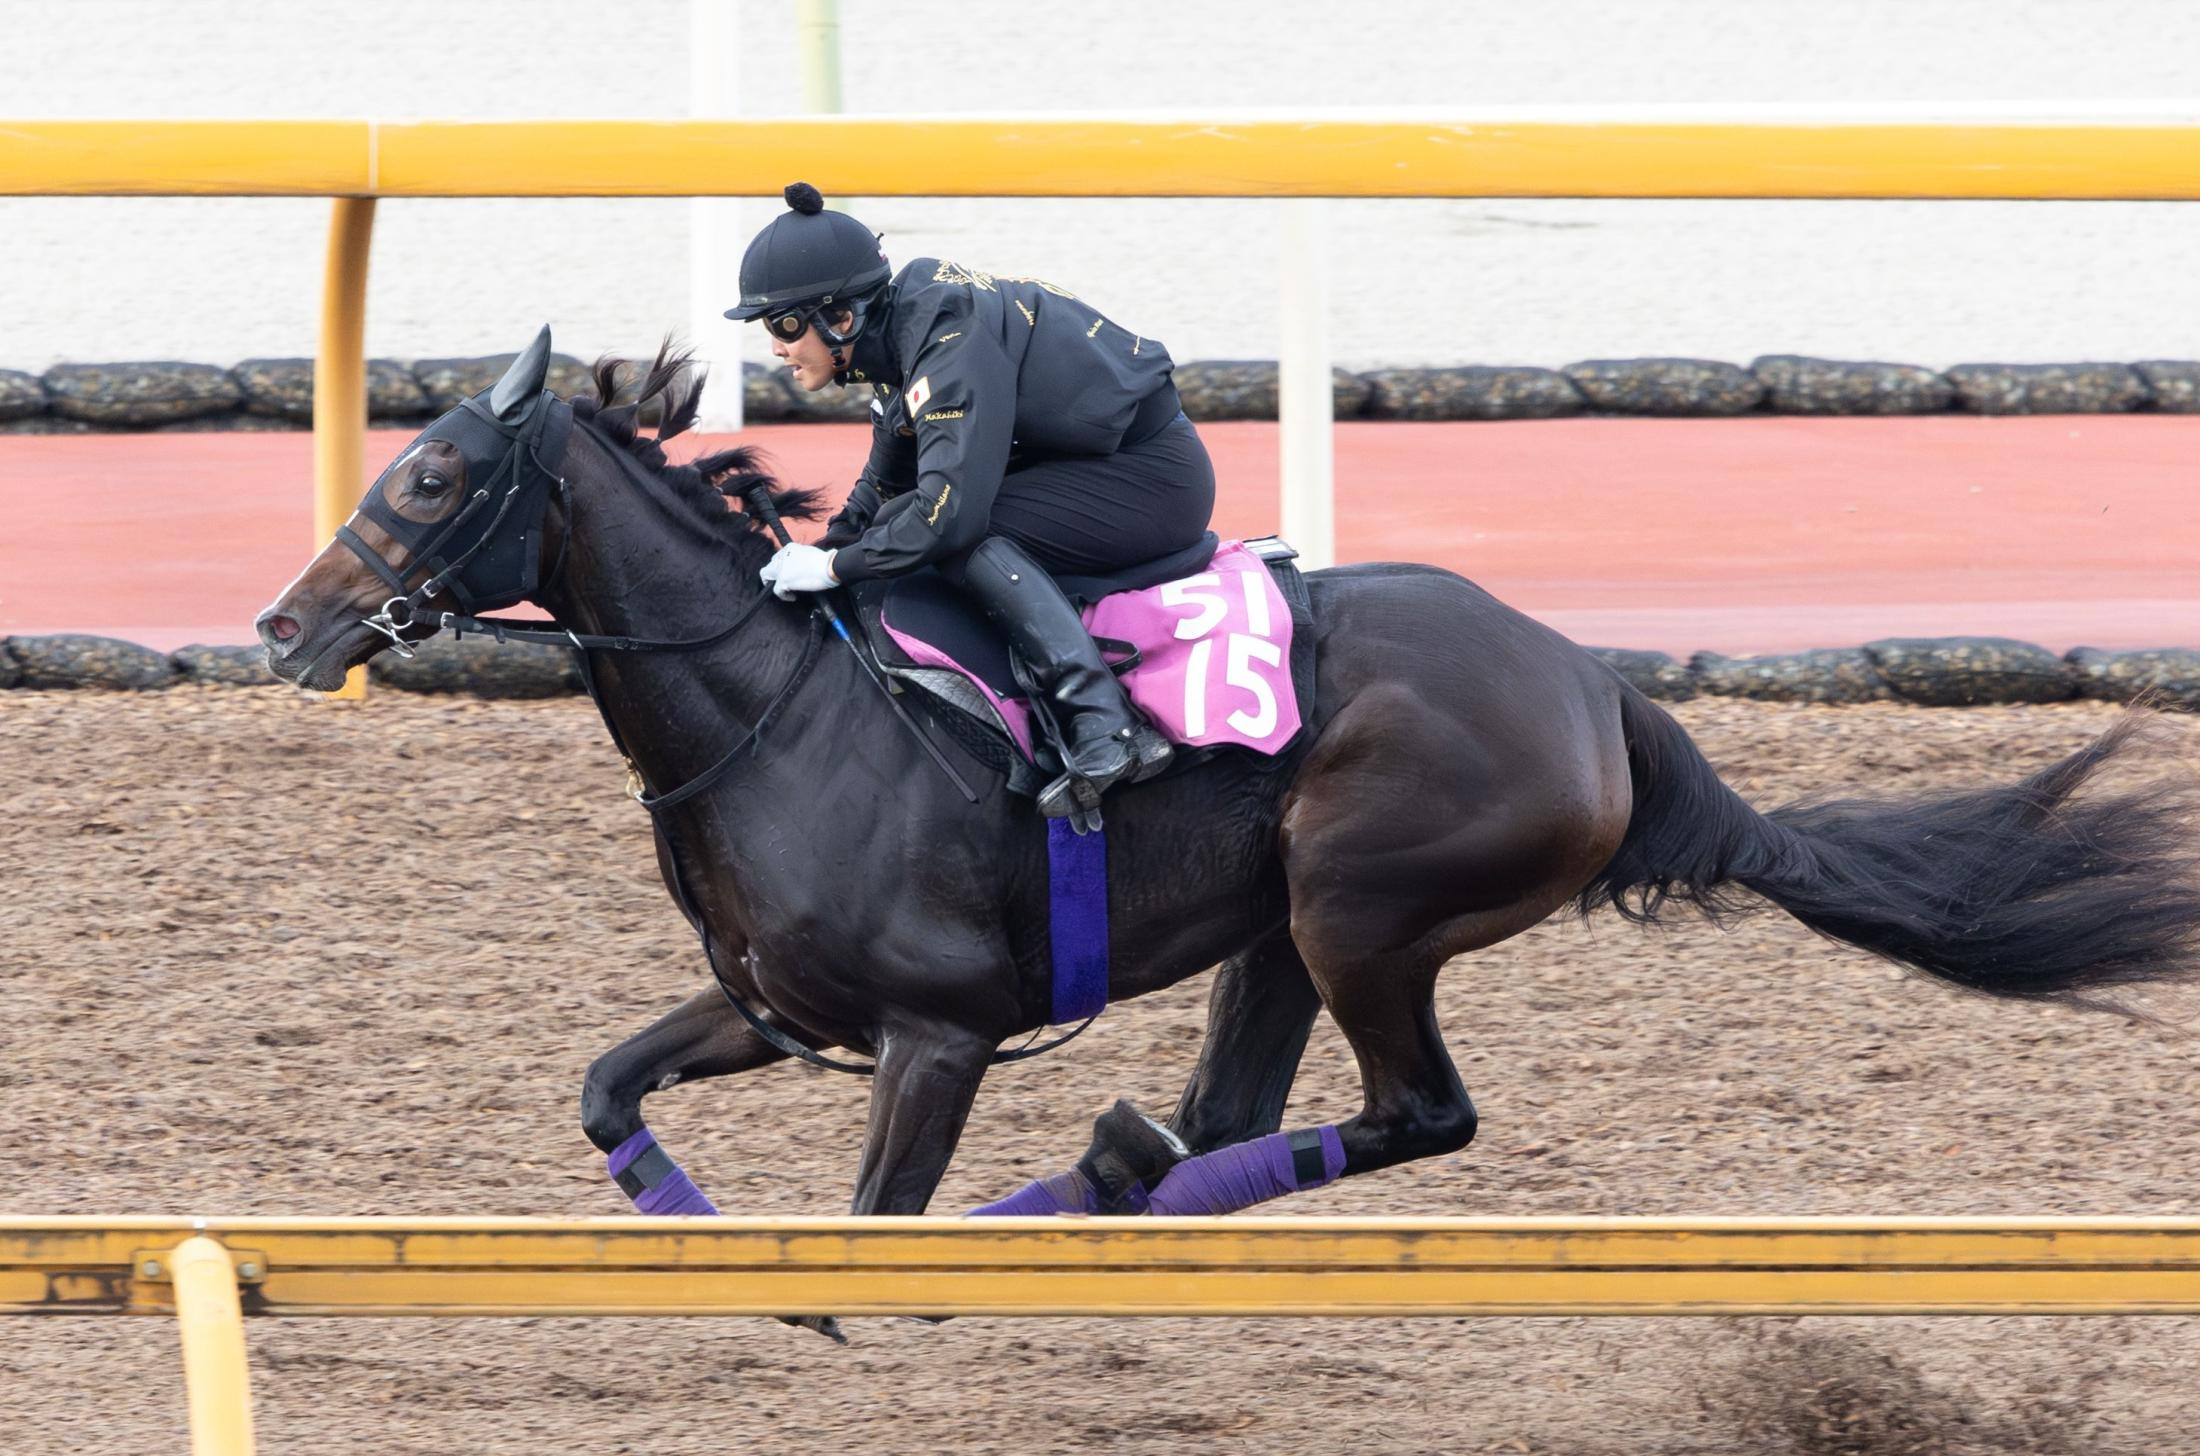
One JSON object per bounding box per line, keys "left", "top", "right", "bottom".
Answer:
{"left": 905, "top": 376, "right": 932, "bottom": 415}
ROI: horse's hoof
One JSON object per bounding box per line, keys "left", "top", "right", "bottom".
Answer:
{"left": 779, "top": 1314, "right": 849, "bottom": 1345}
{"left": 1078, "top": 1097, "right": 1190, "bottom": 1210}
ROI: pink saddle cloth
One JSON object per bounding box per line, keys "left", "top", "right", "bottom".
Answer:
{"left": 882, "top": 540, "right": 1303, "bottom": 762}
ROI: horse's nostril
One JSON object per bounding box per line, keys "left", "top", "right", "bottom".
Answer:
{"left": 256, "top": 606, "right": 322, "bottom": 660}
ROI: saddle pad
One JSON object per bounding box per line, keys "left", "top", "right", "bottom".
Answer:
{"left": 877, "top": 540, "right": 1303, "bottom": 762}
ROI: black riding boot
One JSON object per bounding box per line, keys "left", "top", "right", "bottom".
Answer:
{"left": 959, "top": 537, "right": 1172, "bottom": 817}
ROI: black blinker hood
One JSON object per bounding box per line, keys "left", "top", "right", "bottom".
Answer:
{"left": 341, "top": 328, "right": 575, "bottom": 617}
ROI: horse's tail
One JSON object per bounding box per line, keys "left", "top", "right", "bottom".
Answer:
{"left": 1575, "top": 686, "right": 2200, "bottom": 1007}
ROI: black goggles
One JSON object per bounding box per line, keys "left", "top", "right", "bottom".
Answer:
{"left": 765, "top": 308, "right": 813, "bottom": 342}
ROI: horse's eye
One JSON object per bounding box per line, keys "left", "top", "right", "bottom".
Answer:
{"left": 416, "top": 473, "right": 451, "bottom": 497}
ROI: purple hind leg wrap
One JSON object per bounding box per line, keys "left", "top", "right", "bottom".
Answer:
{"left": 607, "top": 1127, "right": 720, "bottom": 1216}
{"left": 967, "top": 1169, "right": 1105, "bottom": 1217}
{"left": 1145, "top": 1126, "right": 1347, "bottom": 1216}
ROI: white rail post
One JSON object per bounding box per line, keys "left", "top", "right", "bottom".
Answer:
{"left": 1277, "top": 199, "right": 1334, "bottom": 569}
{"left": 797, "top": 0, "right": 843, "bottom": 114}
{"left": 687, "top": 0, "right": 743, "bottom": 432}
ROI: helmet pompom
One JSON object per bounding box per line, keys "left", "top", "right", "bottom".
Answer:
{"left": 784, "top": 182, "right": 825, "bottom": 216}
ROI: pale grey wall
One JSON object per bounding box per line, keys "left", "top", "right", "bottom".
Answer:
{"left": 5, "top": 0, "right": 2200, "bottom": 372}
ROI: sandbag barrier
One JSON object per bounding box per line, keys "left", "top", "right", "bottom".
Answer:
{"left": 1591, "top": 639, "right": 2200, "bottom": 709}
{"left": 8, "top": 355, "right": 2200, "bottom": 431}
{"left": 0, "top": 635, "right": 578, "bottom": 697}
{"left": 7, "top": 632, "right": 2200, "bottom": 709}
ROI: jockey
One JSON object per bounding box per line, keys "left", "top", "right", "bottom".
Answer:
{"left": 731, "top": 182, "right": 1215, "bottom": 817}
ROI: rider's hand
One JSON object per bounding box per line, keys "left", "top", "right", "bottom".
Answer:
{"left": 759, "top": 542, "right": 840, "bottom": 600}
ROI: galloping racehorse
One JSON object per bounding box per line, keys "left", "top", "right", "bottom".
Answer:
{"left": 261, "top": 334, "right": 2200, "bottom": 1233}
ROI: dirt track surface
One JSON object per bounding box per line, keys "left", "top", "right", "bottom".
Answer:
{"left": 2, "top": 687, "right": 2196, "bottom": 1454}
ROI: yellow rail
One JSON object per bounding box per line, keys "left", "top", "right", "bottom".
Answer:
{"left": 10, "top": 116, "right": 2200, "bottom": 199}
{"left": 12, "top": 1215, "right": 2199, "bottom": 1455}
{"left": 11, "top": 1216, "right": 2200, "bottom": 1319}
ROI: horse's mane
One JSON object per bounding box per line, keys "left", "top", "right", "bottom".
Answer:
{"left": 571, "top": 342, "right": 827, "bottom": 537}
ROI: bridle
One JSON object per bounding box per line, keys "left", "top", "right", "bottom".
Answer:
{"left": 332, "top": 391, "right": 1095, "bottom": 1076}
{"left": 339, "top": 390, "right": 574, "bottom": 656}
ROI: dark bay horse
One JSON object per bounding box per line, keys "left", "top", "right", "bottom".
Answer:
{"left": 260, "top": 336, "right": 2200, "bottom": 1231}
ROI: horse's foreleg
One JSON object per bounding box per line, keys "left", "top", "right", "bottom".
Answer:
{"left": 848, "top": 1022, "right": 994, "bottom": 1215}
{"left": 1168, "top": 933, "right": 1324, "bottom": 1154}
{"left": 581, "top": 987, "right": 792, "bottom": 1213}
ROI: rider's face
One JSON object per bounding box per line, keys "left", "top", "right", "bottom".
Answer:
{"left": 768, "top": 311, "right": 853, "bottom": 392}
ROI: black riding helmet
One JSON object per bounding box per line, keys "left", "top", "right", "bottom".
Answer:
{"left": 725, "top": 182, "right": 891, "bottom": 377}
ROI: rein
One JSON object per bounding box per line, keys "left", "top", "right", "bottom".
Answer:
{"left": 343, "top": 418, "right": 1092, "bottom": 1077}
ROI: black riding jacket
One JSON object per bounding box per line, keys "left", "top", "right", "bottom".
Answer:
{"left": 818, "top": 258, "right": 1177, "bottom": 583}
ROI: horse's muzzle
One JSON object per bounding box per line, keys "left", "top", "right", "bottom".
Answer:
{"left": 257, "top": 605, "right": 378, "bottom": 691}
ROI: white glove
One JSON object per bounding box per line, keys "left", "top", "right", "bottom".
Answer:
{"left": 759, "top": 542, "right": 840, "bottom": 600}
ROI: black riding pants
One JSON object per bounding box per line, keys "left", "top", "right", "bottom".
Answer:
{"left": 873, "top": 413, "right": 1217, "bottom": 586}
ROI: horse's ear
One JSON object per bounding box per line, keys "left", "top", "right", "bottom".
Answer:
{"left": 491, "top": 325, "right": 553, "bottom": 420}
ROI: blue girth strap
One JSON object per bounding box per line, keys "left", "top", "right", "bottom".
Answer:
{"left": 1047, "top": 819, "right": 1110, "bottom": 1023}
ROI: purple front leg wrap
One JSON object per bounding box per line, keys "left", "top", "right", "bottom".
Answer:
{"left": 607, "top": 1127, "right": 721, "bottom": 1216}
{"left": 967, "top": 1169, "right": 1104, "bottom": 1217}
{"left": 1145, "top": 1126, "right": 1347, "bottom": 1216}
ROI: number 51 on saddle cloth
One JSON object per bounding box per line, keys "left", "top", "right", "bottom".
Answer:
{"left": 854, "top": 536, "right": 1315, "bottom": 797}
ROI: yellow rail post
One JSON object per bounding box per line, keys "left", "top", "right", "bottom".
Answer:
{"left": 312, "top": 197, "right": 375, "bottom": 700}
{"left": 169, "top": 1235, "right": 256, "bottom": 1456}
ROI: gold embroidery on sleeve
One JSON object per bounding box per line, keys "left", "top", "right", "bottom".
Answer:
{"left": 1132, "top": 336, "right": 1142, "bottom": 355}
{"left": 1085, "top": 318, "right": 1103, "bottom": 338}
{"left": 935, "top": 331, "right": 962, "bottom": 343}
{"left": 1016, "top": 299, "right": 1036, "bottom": 327}
{"left": 925, "top": 482, "right": 953, "bottom": 526}
{"left": 932, "top": 263, "right": 1077, "bottom": 299}
{"left": 932, "top": 261, "right": 996, "bottom": 291}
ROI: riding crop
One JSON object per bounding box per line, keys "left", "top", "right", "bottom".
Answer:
{"left": 741, "top": 484, "right": 980, "bottom": 803}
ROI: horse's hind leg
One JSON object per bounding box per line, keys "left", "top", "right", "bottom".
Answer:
{"left": 1289, "top": 958, "right": 1477, "bottom": 1179}
{"left": 580, "top": 987, "right": 791, "bottom": 1213}
{"left": 1132, "top": 679, "right": 1623, "bottom": 1211}
{"left": 1129, "top": 958, "right": 1473, "bottom": 1214}
{"left": 967, "top": 934, "right": 1322, "bottom": 1216}
{"left": 1127, "top": 940, "right": 1490, "bottom": 1213}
